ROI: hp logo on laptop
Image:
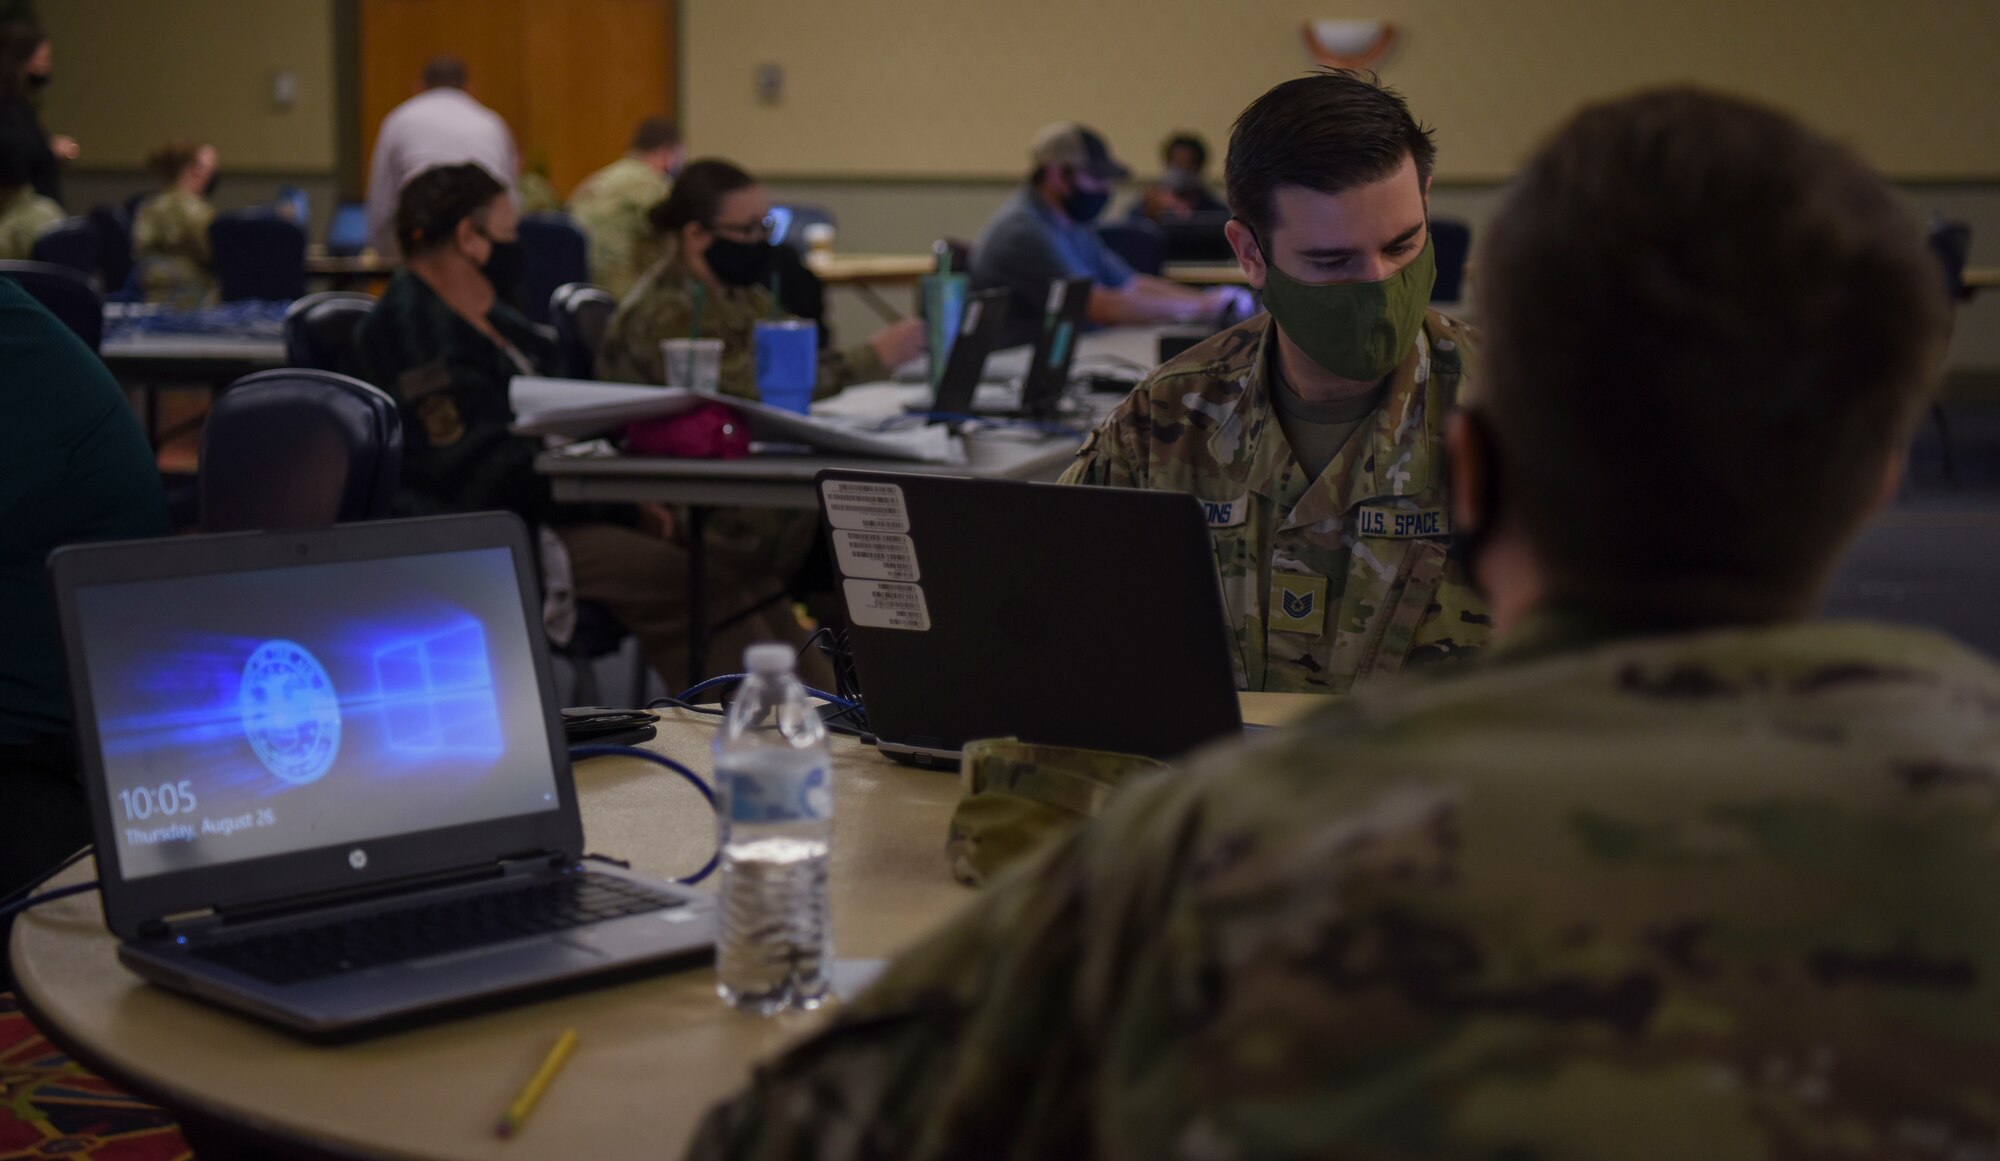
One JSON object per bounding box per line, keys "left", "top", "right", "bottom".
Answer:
{"left": 349, "top": 849, "right": 368, "bottom": 870}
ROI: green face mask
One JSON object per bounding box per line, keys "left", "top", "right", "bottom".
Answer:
{"left": 1256, "top": 233, "right": 1436, "bottom": 383}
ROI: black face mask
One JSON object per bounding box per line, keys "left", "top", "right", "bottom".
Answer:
{"left": 200, "top": 174, "right": 219, "bottom": 198}
{"left": 24, "top": 72, "right": 49, "bottom": 91}
{"left": 472, "top": 229, "right": 526, "bottom": 304}
{"left": 705, "top": 236, "right": 776, "bottom": 288}
{"left": 1062, "top": 186, "right": 1111, "bottom": 224}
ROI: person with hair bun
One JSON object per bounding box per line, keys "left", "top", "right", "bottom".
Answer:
{"left": 131, "top": 140, "right": 218, "bottom": 307}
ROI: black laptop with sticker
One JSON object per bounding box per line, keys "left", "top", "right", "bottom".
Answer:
{"left": 815, "top": 470, "right": 1242, "bottom": 765}
{"left": 48, "top": 513, "right": 716, "bottom": 1039}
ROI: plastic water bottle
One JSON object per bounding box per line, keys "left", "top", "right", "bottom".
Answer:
{"left": 713, "top": 643, "right": 833, "bottom": 1013}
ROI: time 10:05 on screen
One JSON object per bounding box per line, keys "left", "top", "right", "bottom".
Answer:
{"left": 117, "top": 781, "right": 198, "bottom": 820}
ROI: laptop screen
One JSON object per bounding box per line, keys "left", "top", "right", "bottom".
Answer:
{"left": 70, "top": 547, "right": 560, "bottom": 881}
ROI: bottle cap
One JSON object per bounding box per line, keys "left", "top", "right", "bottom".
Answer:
{"left": 743, "top": 643, "right": 795, "bottom": 676}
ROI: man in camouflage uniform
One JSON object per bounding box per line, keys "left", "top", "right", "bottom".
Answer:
{"left": 1062, "top": 74, "right": 1487, "bottom": 695}
{"left": 568, "top": 117, "right": 682, "bottom": 299}
{"left": 0, "top": 123, "right": 59, "bottom": 259}
{"left": 687, "top": 89, "right": 2000, "bottom": 1160}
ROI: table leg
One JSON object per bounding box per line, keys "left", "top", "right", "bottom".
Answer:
{"left": 686, "top": 506, "right": 710, "bottom": 690}
{"left": 854, "top": 282, "right": 906, "bottom": 324}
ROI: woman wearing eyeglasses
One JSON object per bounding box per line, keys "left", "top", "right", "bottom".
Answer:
{"left": 596, "top": 158, "right": 923, "bottom": 394}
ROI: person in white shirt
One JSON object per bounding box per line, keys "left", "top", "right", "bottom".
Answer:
{"left": 363, "top": 54, "right": 519, "bottom": 257}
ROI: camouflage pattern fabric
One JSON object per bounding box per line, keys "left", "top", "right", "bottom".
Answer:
{"left": 597, "top": 241, "right": 888, "bottom": 569}
{"left": 688, "top": 611, "right": 2000, "bottom": 1160}
{"left": 1060, "top": 311, "right": 1490, "bottom": 695}
{"left": 131, "top": 188, "right": 214, "bottom": 309}
{"left": 567, "top": 155, "right": 669, "bottom": 299}
{"left": 597, "top": 239, "right": 887, "bottom": 398}
{"left": 515, "top": 170, "right": 561, "bottom": 216}
{"left": 947, "top": 738, "right": 1171, "bottom": 887}
{"left": 0, "top": 184, "right": 61, "bottom": 260}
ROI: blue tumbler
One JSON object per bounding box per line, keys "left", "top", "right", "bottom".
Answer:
{"left": 754, "top": 319, "right": 819, "bottom": 414}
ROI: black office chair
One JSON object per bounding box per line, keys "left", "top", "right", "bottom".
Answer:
{"left": 0, "top": 260, "right": 102, "bottom": 351}
{"left": 770, "top": 204, "right": 836, "bottom": 258}
{"left": 85, "top": 205, "right": 135, "bottom": 297}
{"left": 549, "top": 282, "right": 618, "bottom": 378}
{"left": 30, "top": 218, "right": 99, "bottom": 281}
{"left": 1924, "top": 218, "right": 1975, "bottom": 486}
{"left": 209, "top": 210, "right": 308, "bottom": 302}
{"left": 1430, "top": 217, "right": 1472, "bottom": 303}
{"left": 516, "top": 214, "right": 589, "bottom": 325}
{"left": 283, "top": 291, "right": 377, "bottom": 371}
{"left": 198, "top": 369, "right": 402, "bottom": 533}
{"left": 1096, "top": 220, "right": 1167, "bottom": 276}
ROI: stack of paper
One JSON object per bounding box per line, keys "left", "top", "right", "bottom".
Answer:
{"left": 509, "top": 378, "right": 702, "bottom": 437}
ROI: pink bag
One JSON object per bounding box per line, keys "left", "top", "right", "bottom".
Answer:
{"left": 621, "top": 402, "right": 751, "bottom": 459}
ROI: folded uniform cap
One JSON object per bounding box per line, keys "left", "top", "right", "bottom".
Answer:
{"left": 1030, "top": 122, "right": 1132, "bottom": 182}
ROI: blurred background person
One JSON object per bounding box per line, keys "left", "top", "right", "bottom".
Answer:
{"left": 1132, "top": 131, "right": 1225, "bottom": 221}
{"left": 569, "top": 116, "right": 683, "bottom": 298}
{"left": 0, "top": 23, "right": 71, "bottom": 205}
{"left": 0, "top": 122, "right": 60, "bottom": 258}
{"left": 131, "top": 140, "right": 218, "bottom": 308}
{"left": 363, "top": 53, "right": 518, "bottom": 256}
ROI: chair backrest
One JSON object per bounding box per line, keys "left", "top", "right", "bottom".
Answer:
{"left": 770, "top": 203, "right": 837, "bottom": 257}
{"left": 31, "top": 217, "right": 100, "bottom": 280}
{"left": 208, "top": 210, "right": 308, "bottom": 302}
{"left": 198, "top": 369, "right": 403, "bottom": 533}
{"left": 1928, "top": 218, "right": 1973, "bottom": 302}
{"left": 0, "top": 259, "right": 103, "bottom": 351}
{"left": 85, "top": 205, "right": 133, "bottom": 295}
{"left": 282, "top": 291, "right": 377, "bottom": 371}
{"left": 1430, "top": 217, "right": 1473, "bottom": 303}
{"left": 1095, "top": 220, "right": 1168, "bottom": 277}
{"left": 516, "top": 213, "right": 589, "bottom": 325}
{"left": 549, "top": 282, "right": 618, "bottom": 378}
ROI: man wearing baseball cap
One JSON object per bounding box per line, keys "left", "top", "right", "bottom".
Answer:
{"left": 970, "top": 122, "right": 1248, "bottom": 346}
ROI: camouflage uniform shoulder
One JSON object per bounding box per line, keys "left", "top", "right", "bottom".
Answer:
{"left": 1422, "top": 307, "right": 1479, "bottom": 406}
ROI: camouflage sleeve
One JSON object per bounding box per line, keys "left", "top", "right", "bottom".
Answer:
{"left": 817, "top": 341, "right": 888, "bottom": 397}
{"left": 596, "top": 282, "right": 695, "bottom": 386}
{"left": 683, "top": 768, "right": 1205, "bottom": 1161}
{"left": 1056, "top": 389, "right": 1151, "bottom": 488}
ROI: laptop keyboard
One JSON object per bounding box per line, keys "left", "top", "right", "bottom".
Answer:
{"left": 187, "top": 871, "right": 685, "bottom": 986}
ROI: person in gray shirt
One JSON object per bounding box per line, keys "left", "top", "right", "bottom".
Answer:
{"left": 971, "top": 123, "right": 1249, "bottom": 346}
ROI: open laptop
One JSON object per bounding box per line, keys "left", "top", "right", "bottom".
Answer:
{"left": 1009, "top": 275, "right": 1094, "bottom": 419}
{"left": 924, "top": 288, "right": 1010, "bottom": 416}
{"left": 49, "top": 513, "right": 716, "bottom": 1040}
{"left": 325, "top": 201, "right": 368, "bottom": 257}
{"left": 816, "top": 470, "right": 1242, "bottom": 765}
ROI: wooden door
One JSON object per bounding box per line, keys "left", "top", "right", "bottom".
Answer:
{"left": 358, "top": 0, "right": 676, "bottom": 198}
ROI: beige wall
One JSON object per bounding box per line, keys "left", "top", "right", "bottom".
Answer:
{"left": 41, "top": 0, "right": 338, "bottom": 174}
{"left": 687, "top": 0, "right": 2000, "bottom": 180}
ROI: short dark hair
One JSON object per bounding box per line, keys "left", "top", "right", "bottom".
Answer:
{"left": 1478, "top": 87, "right": 1949, "bottom": 624}
{"left": 421, "top": 54, "right": 467, "bottom": 90}
{"left": 0, "top": 22, "right": 46, "bottom": 102}
{"left": 630, "top": 118, "right": 681, "bottom": 154}
{"left": 1162, "top": 133, "right": 1207, "bottom": 171}
{"left": 1224, "top": 70, "right": 1435, "bottom": 240}
{"left": 648, "top": 158, "right": 755, "bottom": 235}
{"left": 145, "top": 140, "right": 205, "bottom": 184}
{"left": 395, "top": 162, "right": 505, "bottom": 255}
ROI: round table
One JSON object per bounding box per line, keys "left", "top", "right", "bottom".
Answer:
{"left": 10, "top": 710, "right": 970, "bottom": 1160}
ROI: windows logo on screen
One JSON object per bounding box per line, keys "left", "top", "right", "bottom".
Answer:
{"left": 372, "top": 622, "right": 503, "bottom": 755}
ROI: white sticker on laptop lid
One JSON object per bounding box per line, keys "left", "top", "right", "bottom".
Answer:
{"left": 833, "top": 529, "right": 921, "bottom": 582}
{"left": 962, "top": 298, "right": 983, "bottom": 332}
{"left": 822, "top": 479, "right": 910, "bottom": 533}
{"left": 845, "top": 579, "right": 931, "bottom": 631}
